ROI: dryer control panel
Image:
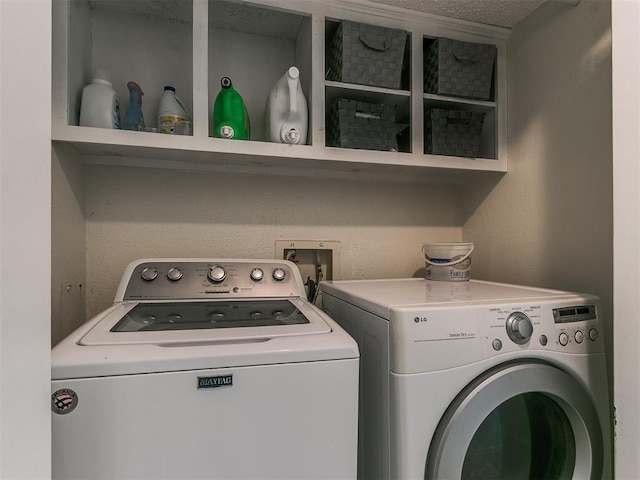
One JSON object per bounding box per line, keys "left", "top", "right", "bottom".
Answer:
{"left": 389, "top": 298, "right": 604, "bottom": 374}
{"left": 482, "top": 303, "right": 602, "bottom": 356}
{"left": 117, "top": 259, "right": 306, "bottom": 301}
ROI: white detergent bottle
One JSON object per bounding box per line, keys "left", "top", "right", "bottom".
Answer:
{"left": 157, "top": 85, "right": 191, "bottom": 134}
{"left": 265, "top": 66, "right": 308, "bottom": 144}
{"left": 79, "top": 69, "right": 121, "bottom": 129}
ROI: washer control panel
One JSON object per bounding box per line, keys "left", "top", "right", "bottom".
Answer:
{"left": 120, "top": 259, "right": 305, "bottom": 300}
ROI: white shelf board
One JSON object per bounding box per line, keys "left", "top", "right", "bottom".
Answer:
{"left": 53, "top": 125, "right": 506, "bottom": 182}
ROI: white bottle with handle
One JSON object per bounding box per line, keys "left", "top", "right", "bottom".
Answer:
{"left": 157, "top": 85, "right": 191, "bottom": 134}
{"left": 265, "top": 66, "right": 308, "bottom": 144}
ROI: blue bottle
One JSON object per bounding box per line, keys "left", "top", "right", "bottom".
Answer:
{"left": 123, "top": 81, "right": 145, "bottom": 131}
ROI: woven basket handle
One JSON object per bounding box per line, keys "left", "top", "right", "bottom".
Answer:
{"left": 447, "top": 117, "right": 471, "bottom": 126}
{"left": 359, "top": 31, "right": 390, "bottom": 51}
{"left": 452, "top": 51, "right": 482, "bottom": 65}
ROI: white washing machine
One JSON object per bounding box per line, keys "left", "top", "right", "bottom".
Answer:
{"left": 320, "top": 278, "right": 611, "bottom": 480}
{"left": 51, "top": 258, "right": 359, "bottom": 480}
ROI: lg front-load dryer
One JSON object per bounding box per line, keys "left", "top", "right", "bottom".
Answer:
{"left": 51, "top": 258, "right": 359, "bottom": 480}
{"left": 320, "top": 278, "right": 611, "bottom": 480}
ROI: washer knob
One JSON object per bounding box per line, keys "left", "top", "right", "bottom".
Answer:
{"left": 506, "top": 312, "right": 533, "bottom": 345}
{"left": 250, "top": 268, "right": 264, "bottom": 282}
{"left": 272, "top": 268, "right": 286, "bottom": 282}
{"left": 589, "top": 328, "right": 599, "bottom": 341}
{"left": 167, "top": 267, "right": 183, "bottom": 281}
{"left": 141, "top": 267, "right": 158, "bottom": 282}
{"left": 574, "top": 330, "right": 584, "bottom": 344}
{"left": 208, "top": 265, "right": 226, "bottom": 283}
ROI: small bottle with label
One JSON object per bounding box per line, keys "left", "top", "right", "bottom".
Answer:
{"left": 157, "top": 85, "right": 191, "bottom": 134}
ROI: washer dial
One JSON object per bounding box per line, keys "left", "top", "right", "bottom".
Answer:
{"left": 208, "top": 265, "right": 226, "bottom": 283}
{"left": 505, "top": 312, "right": 533, "bottom": 345}
{"left": 250, "top": 268, "right": 264, "bottom": 281}
{"left": 167, "top": 267, "right": 183, "bottom": 281}
{"left": 272, "top": 268, "right": 286, "bottom": 282}
{"left": 141, "top": 267, "right": 158, "bottom": 282}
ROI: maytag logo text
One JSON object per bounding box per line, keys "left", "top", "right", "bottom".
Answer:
{"left": 198, "top": 375, "right": 233, "bottom": 389}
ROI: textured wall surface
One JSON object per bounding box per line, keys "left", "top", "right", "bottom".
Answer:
{"left": 464, "top": 0, "right": 613, "bottom": 393}
{"left": 51, "top": 145, "right": 87, "bottom": 346}
{"left": 85, "top": 165, "right": 463, "bottom": 317}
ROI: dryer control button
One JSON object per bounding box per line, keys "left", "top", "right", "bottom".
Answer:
{"left": 141, "top": 267, "right": 158, "bottom": 282}
{"left": 208, "top": 266, "right": 226, "bottom": 283}
{"left": 539, "top": 335, "right": 548, "bottom": 346}
{"left": 492, "top": 339, "right": 503, "bottom": 351}
{"left": 559, "top": 332, "right": 569, "bottom": 346}
{"left": 506, "top": 312, "right": 533, "bottom": 344}
{"left": 589, "top": 328, "right": 599, "bottom": 341}
{"left": 574, "top": 330, "right": 584, "bottom": 344}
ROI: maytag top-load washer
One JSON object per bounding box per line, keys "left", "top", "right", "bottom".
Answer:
{"left": 320, "top": 278, "right": 611, "bottom": 480}
{"left": 52, "top": 258, "right": 359, "bottom": 480}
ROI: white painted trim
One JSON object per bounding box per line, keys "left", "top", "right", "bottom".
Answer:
{"left": 0, "top": 0, "right": 52, "bottom": 477}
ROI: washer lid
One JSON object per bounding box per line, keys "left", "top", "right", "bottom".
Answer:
{"left": 79, "top": 298, "right": 331, "bottom": 346}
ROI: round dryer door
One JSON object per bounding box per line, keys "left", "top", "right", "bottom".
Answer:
{"left": 425, "top": 360, "right": 604, "bottom": 479}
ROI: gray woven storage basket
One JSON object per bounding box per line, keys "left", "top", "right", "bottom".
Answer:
{"left": 327, "top": 20, "right": 408, "bottom": 90}
{"left": 424, "top": 37, "right": 496, "bottom": 100}
{"left": 425, "top": 109, "right": 485, "bottom": 158}
{"left": 327, "top": 99, "right": 405, "bottom": 151}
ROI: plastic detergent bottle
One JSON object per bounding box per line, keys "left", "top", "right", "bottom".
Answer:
{"left": 265, "top": 66, "right": 308, "bottom": 145}
{"left": 157, "top": 85, "right": 191, "bottom": 134}
{"left": 79, "top": 70, "right": 121, "bottom": 129}
{"left": 212, "top": 77, "right": 250, "bottom": 140}
{"left": 122, "top": 81, "right": 145, "bottom": 131}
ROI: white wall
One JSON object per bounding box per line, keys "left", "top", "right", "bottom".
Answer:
{"left": 465, "top": 0, "right": 613, "bottom": 471}
{"left": 51, "top": 145, "right": 86, "bottom": 346}
{"left": 612, "top": 0, "right": 640, "bottom": 477}
{"left": 0, "top": 0, "right": 52, "bottom": 477}
{"left": 464, "top": 0, "right": 613, "bottom": 377}
{"left": 82, "top": 165, "right": 464, "bottom": 318}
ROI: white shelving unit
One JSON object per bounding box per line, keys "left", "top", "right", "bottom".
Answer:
{"left": 52, "top": 0, "right": 509, "bottom": 182}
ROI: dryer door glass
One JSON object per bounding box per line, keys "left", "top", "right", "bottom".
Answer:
{"left": 462, "top": 392, "right": 575, "bottom": 479}
{"left": 425, "top": 361, "right": 603, "bottom": 480}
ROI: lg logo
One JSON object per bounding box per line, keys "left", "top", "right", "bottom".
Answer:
{"left": 414, "top": 317, "right": 428, "bottom": 323}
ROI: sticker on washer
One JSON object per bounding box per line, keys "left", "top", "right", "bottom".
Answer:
{"left": 198, "top": 374, "right": 233, "bottom": 389}
{"left": 51, "top": 388, "right": 78, "bottom": 414}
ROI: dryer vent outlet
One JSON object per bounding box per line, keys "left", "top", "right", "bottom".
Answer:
{"left": 274, "top": 240, "right": 341, "bottom": 283}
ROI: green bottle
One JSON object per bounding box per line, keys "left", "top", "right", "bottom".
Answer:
{"left": 212, "top": 77, "right": 250, "bottom": 140}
